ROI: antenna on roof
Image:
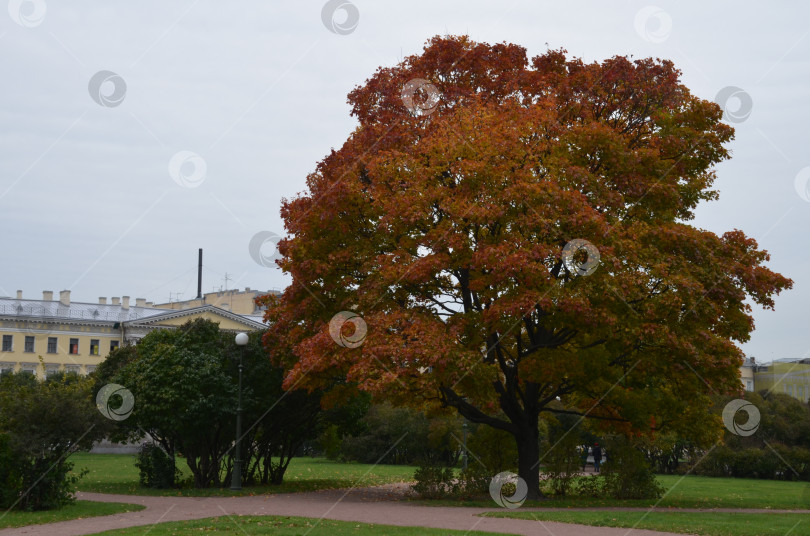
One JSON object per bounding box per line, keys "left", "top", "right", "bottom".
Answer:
{"left": 197, "top": 248, "right": 203, "bottom": 299}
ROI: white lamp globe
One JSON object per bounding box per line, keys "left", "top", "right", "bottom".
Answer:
{"left": 235, "top": 332, "right": 249, "bottom": 346}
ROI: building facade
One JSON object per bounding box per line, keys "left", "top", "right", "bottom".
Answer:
{"left": 740, "top": 357, "right": 756, "bottom": 393}
{"left": 749, "top": 359, "right": 810, "bottom": 403}
{"left": 0, "top": 289, "right": 265, "bottom": 379}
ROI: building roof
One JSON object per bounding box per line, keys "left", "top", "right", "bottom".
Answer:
{"left": 0, "top": 298, "right": 165, "bottom": 323}
{"left": 124, "top": 304, "right": 266, "bottom": 330}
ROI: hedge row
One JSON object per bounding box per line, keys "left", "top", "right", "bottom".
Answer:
{"left": 691, "top": 445, "right": 810, "bottom": 481}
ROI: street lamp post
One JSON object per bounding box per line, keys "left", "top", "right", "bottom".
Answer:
{"left": 462, "top": 420, "right": 468, "bottom": 471}
{"left": 230, "top": 332, "right": 249, "bottom": 491}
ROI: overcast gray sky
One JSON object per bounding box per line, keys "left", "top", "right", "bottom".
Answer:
{"left": 1, "top": 1, "right": 807, "bottom": 361}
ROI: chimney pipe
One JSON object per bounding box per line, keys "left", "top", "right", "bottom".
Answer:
{"left": 43, "top": 290, "right": 53, "bottom": 301}
{"left": 197, "top": 248, "right": 203, "bottom": 300}
{"left": 59, "top": 290, "right": 71, "bottom": 306}
{"left": 112, "top": 297, "right": 120, "bottom": 305}
{"left": 16, "top": 290, "right": 22, "bottom": 299}
{"left": 122, "top": 296, "right": 130, "bottom": 310}
{"left": 99, "top": 297, "right": 107, "bottom": 304}
{"left": 136, "top": 298, "right": 146, "bottom": 307}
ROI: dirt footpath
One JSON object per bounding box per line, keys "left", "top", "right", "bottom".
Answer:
{"left": 0, "top": 485, "right": 702, "bottom": 536}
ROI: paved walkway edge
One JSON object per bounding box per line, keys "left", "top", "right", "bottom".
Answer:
{"left": 0, "top": 487, "right": 780, "bottom": 536}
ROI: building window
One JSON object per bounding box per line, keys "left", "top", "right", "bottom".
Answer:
{"left": 110, "top": 340, "right": 120, "bottom": 353}
{"left": 2, "top": 335, "right": 12, "bottom": 352}
{"left": 20, "top": 363, "right": 36, "bottom": 376}
{"left": 69, "top": 338, "right": 79, "bottom": 355}
{"left": 0, "top": 362, "right": 13, "bottom": 375}
{"left": 85, "top": 365, "right": 97, "bottom": 375}
{"left": 90, "top": 339, "right": 100, "bottom": 356}
{"left": 65, "top": 365, "right": 80, "bottom": 375}
{"left": 45, "top": 365, "right": 59, "bottom": 378}
{"left": 24, "top": 336, "right": 35, "bottom": 353}
{"left": 47, "top": 337, "right": 57, "bottom": 354}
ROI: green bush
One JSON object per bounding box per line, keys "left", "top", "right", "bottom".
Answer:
{"left": 454, "top": 463, "right": 492, "bottom": 497}
{"left": 135, "top": 443, "right": 179, "bottom": 488}
{"left": 540, "top": 433, "right": 582, "bottom": 496}
{"left": 0, "top": 434, "right": 21, "bottom": 508}
{"left": 318, "top": 425, "right": 343, "bottom": 461}
{"left": 465, "top": 423, "right": 518, "bottom": 474}
{"left": 691, "top": 445, "right": 810, "bottom": 481}
{"left": 572, "top": 474, "right": 606, "bottom": 498}
{"left": 0, "top": 372, "right": 103, "bottom": 510}
{"left": 411, "top": 462, "right": 456, "bottom": 499}
{"left": 16, "top": 457, "right": 84, "bottom": 511}
{"left": 600, "top": 439, "right": 664, "bottom": 500}
{"left": 340, "top": 404, "right": 459, "bottom": 465}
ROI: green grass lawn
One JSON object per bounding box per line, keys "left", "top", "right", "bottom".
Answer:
{"left": 421, "top": 474, "right": 810, "bottom": 510}
{"left": 482, "top": 510, "right": 810, "bottom": 536}
{"left": 72, "top": 453, "right": 416, "bottom": 496}
{"left": 73, "top": 453, "right": 810, "bottom": 510}
{"left": 92, "top": 515, "right": 511, "bottom": 536}
{"left": 0, "top": 500, "right": 144, "bottom": 529}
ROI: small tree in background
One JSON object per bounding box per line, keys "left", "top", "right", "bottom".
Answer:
{"left": 105, "top": 320, "right": 323, "bottom": 488}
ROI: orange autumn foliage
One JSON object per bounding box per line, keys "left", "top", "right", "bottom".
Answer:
{"left": 258, "top": 36, "right": 792, "bottom": 497}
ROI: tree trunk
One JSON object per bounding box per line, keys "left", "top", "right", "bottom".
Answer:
{"left": 515, "top": 417, "right": 541, "bottom": 501}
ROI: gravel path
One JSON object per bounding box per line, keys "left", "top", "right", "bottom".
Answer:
{"left": 0, "top": 484, "right": 788, "bottom": 536}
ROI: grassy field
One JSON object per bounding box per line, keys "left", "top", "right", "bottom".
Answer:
{"left": 483, "top": 510, "right": 810, "bottom": 536}
{"left": 72, "top": 453, "right": 416, "bottom": 496}
{"left": 72, "top": 453, "right": 810, "bottom": 510}
{"left": 92, "top": 515, "right": 511, "bottom": 536}
{"left": 0, "top": 501, "right": 144, "bottom": 529}
{"left": 13, "top": 454, "right": 810, "bottom": 536}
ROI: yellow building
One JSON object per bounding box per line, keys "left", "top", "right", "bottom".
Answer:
{"left": 0, "top": 289, "right": 265, "bottom": 379}
{"left": 751, "top": 359, "right": 810, "bottom": 403}
{"left": 740, "top": 357, "right": 756, "bottom": 393}
{"left": 152, "top": 287, "right": 278, "bottom": 315}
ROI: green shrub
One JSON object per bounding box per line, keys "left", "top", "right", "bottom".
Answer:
{"left": 465, "top": 424, "right": 518, "bottom": 474}
{"left": 341, "top": 404, "right": 434, "bottom": 464}
{"left": 540, "top": 433, "right": 582, "bottom": 496}
{"left": 692, "top": 445, "right": 810, "bottom": 481}
{"left": 135, "top": 443, "right": 179, "bottom": 488}
{"left": 17, "top": 457, "right": 84, "bottom": 511}
{"left": 318, "top": 425, "right": 342, "bottom": 460}
{"left": 0, "top": 372, "right": 103, "bottom": 510}
{"left": 411, "top": 462, "right": 456, "bottom": 499}
{"left": 600, "top": 439, "right": 664, "bottom": 500}
{"left": 0, "top": 433, "right": 21, "bottom": 508}
{"left": 454, "top": 463, "right": 492, "bottom": 497}
{"left": 572, "top": 474, "right": 606, "bottom": 498}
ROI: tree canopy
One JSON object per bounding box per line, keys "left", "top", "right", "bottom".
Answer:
{"left": 260, "top": 35, "right": 792, "bottom": 498}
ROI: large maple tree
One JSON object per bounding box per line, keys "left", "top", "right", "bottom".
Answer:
{"left": 260, "top": 36, "right": 792, "bottom": 499}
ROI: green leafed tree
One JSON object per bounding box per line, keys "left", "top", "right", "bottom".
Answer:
{"left": 108, "top": 319, "right": 322, "bottom": 488}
